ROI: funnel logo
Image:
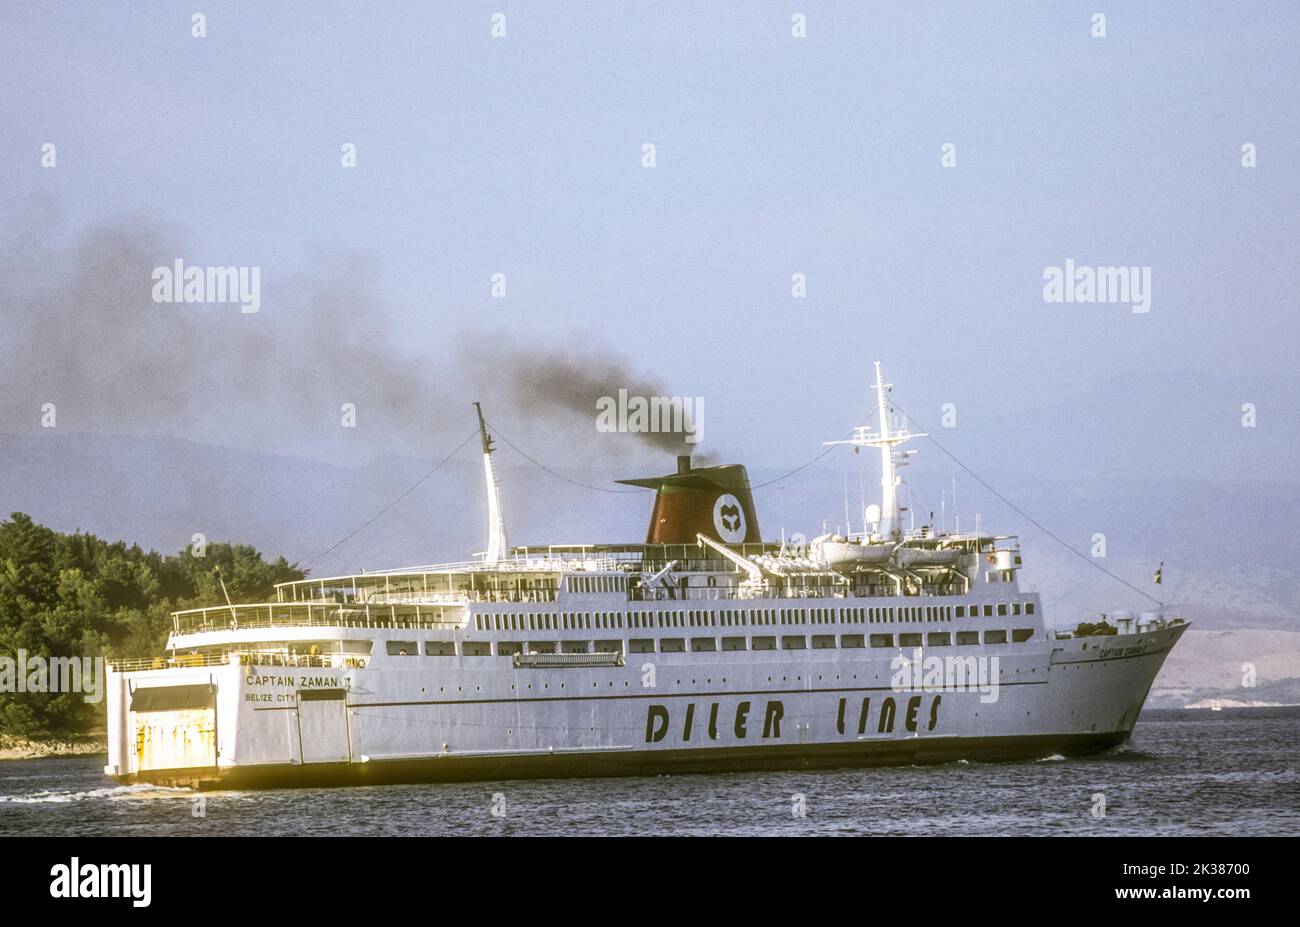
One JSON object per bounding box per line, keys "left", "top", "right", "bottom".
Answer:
{"left": 713, "top": 494, "right": 747, "bottom": 543}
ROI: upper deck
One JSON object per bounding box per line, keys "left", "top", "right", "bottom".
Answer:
{"left": 167, "top": 532, "right": 1024, "bottom": 639}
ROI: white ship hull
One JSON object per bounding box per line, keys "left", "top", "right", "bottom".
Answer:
{"left": 104, "top": 620, "right": 1184, "bottom": 789}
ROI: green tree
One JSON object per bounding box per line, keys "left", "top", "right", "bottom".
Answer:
{"left": 0, "top": 513, "right": 305, "bottom": 737}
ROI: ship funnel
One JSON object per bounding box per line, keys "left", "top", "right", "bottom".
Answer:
{"left": 618, "top": 460, "right": 760, "bottom": 545}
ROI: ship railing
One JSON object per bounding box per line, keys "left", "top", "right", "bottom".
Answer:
{"left": 107, "top": 652, "right": 234, "bottom": 673}
{"left": 629, "top": 581, "right": 973, "bottom": 602}
{"left": 230, "top": 652, "right": 368, "bottom": 669}
{"left": 171, "top": 601, "right": 465, "bottom": 635}
{"left": 107, "top": 651, "right": 367, "bottom": 673}
{"left": 372, "top": 556, "right": 623, "bottom": 573}
{"left": 363, "top": 589, "right": 559, "bottom": 606}
{"left": 631, "top": 586, "right": 851, "bottom": 602}
{"left": 283, "top": 556, "right": 624, "bottom": 585}
{"left": 1054, "top": 613, "right": 1184, "bottom": 640}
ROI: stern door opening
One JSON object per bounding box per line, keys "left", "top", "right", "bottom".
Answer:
{"left": 130, "top": 683, "right": 217, "bottom": 773}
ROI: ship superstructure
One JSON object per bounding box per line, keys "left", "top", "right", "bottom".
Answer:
{"left": 104, "top": 364, "right": 1185, "bottom": 789}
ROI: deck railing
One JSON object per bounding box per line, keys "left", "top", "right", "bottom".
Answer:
{"left": 107, "top": 652, "right": 233, "bottom": 672}
{"left": 172, "top": 601, "right": 465, "bottom": 635}
{"left": 272, "top": 556, "right": 625, "bottom": 597}
{"left": 108, "top": 651, "right": 367, "bottom": 673}
{"left": 365, "top": 589, "right": 559, "bottom": 606}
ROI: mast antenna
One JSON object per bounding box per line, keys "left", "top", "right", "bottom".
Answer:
{"left": 214, "top": 565, "right": 237, "bottom": 630}
{"left": 823, "top": 360, "right": 925, "bottom": 541}
{"left": 843, "top": 473, "right": 851, "bottom": 537}
{"left": 474, "top": 402, "right": 509, "bottom": 563}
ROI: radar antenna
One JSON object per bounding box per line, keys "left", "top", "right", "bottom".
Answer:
{"left": 823, "top": 361, "right": 925, "bottom": 541}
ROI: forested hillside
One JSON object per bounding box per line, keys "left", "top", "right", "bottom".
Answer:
{"left": 0, "top": 512, "right": 303, "bottom": 736}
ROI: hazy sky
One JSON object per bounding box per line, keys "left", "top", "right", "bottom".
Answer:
{"left": 2, "top": 2, "right": 1297, "bottom": 471}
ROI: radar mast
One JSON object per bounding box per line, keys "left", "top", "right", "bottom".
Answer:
{"left": 824, "top": 361, "right": 925, "bottom": 541}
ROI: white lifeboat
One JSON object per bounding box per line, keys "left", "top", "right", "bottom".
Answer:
{"left": 894, "top": 546, "right": 960, "bottom": 569}
{"left": 809, "top": 534, "right": 896, "bottom": 569}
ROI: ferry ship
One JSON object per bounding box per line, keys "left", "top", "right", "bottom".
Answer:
{"left": 103, "top": 364, "right": 1186, "bottom": 789}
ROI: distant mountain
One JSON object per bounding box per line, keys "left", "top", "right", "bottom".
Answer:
{"left": 1147, "top": 629, "right": 1300, "bottom": 709}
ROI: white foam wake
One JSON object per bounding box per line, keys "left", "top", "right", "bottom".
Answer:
{"left": 0, "top": 782, "right": 190, "bottom": 803}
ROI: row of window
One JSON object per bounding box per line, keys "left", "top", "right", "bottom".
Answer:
{"left": 567, "top": 576, "right": 628, "bottom": 594}
{"left": 473, "top": 601, "right": 1035, "bottom": 632}
{"left": 387, "top": 628, "right": 1035, "bottom": 657}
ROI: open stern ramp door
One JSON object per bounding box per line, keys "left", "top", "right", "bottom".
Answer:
{"left": 296, "top": 688, "right": 351, "bottom": 764}
{"left": 131, "top": 683, "right": 217, "bottom": 773}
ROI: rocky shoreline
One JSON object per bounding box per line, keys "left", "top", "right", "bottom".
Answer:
{"left": 0, "top": 732, "right": 107, "bottom": 761}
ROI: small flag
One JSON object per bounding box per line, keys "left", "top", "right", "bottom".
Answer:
{"left": 1153, "top": 561, "right": 1163, "bottom": 585}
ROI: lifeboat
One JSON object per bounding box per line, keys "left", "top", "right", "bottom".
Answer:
{"left": 893, "top": 546, "right": 961, "bottom": 569}
{"left": 809, "top": 534, "right": 897, "bottom": 569}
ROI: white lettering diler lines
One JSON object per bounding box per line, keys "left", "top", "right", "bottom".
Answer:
{"left": 644, "top": 694, "right": 944, "bottom": 745}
